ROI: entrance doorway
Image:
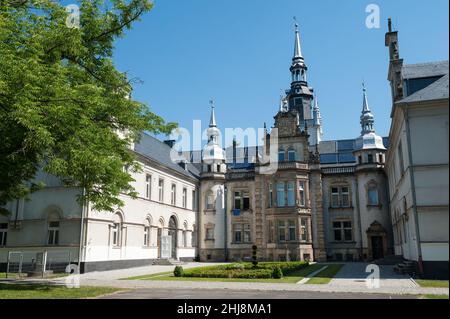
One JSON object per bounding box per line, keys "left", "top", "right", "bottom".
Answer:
{"left": 371, "top": 236, "right": 384, "bottom": 260}
{"left": 168, "top": 216, "right": 177, "bottom": 259}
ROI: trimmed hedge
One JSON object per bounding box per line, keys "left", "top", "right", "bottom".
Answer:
{"left": 181, "top": 261, "right": 309, "bottom": 279}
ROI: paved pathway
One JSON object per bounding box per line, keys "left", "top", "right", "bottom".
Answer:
{"left": 4, "top": 262, "right": 448, "bottom": 297}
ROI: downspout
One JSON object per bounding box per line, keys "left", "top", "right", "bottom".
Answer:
{"left": 224, "top": 184, "right": 228, "bottom": 261}
{"left": 404, "top": 104, "right": 423, "bottom": 274}
{"left": 77, "top": 188, "right": 86, "bottom": 273}
{"left": 354, "top": 174, "right": 364, "bottom": 260}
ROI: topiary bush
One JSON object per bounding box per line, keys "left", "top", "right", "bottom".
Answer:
{"left": 174, "top": 265, "right": 184, "bottom": 277}
{"left": 252, "top": 245, "right": 258, "bottom": 268}
{"left": 272, "top": 266, "right": 283, "bottom": 279}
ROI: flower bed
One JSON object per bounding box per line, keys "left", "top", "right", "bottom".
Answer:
{"left": 182, "top": 261, "right": 309, "bottom": 279}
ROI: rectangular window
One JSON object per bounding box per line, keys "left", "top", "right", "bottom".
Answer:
{"left": 341, "top": 187, "right": 350, "bottom": 207}
{"left": 234, "top": 191, "right": 242, "bottom": 209}
{"left": 298, "top": 181, "right": 305, "bottom": 207}
{"left": 300, "top": 218, "right": 308, "bottom": 241}
{"left": 267, "top": 220, "right": 274, "bottom": 243}
{"left": 398, "top": 142, "right": 405, "bottom": 173}
{"left": 233, "top": 224, "right": 242, "bottom": 243}
{"left": 278, "top": 220, "right": 286, "bottom": 241}
{"left": 192, "top": 190, "right": 196, "bottom": 210}
{"left": 243, "top": 192, "right": 250, "bottom": 210}
{"left": 331, "top": 187, "right": 340, "bottom": 207}
{"left": 278, "top": 150, "right": 285, "bottom": 162}
{"left": 288, "top": 149, "right": 296, "bottom": 161}
{"left": 205, "top": 227, "right": 214, "bottom": 240}
{"left": 145, "top": 174, "right": 151, "bottom": 199}
{"left": 333, "top": 221, "right": 352, "bottom": 241}
{"left": 182, "top": 188, "right": 187, "bottom": 208}
{"left": 144, "top": 226, "right": 150, "bottom": 246}
{"left": 368, "top": 188, "right": 379, "bottom": 205}
{"left": 112, "top": 223, "right": 120, "bottom": 246}
{"left": 47, "top": 221, "right": 59, "bottom": 245}
{"left": 158, "top": 179, "right": 164, "bottom": 202}
{"left": 171, "top": 184, "right": 176, "bottom": 205}
{"left": 268, "top": 184, "right": 273, "bottom": 208}
{"left": 244, "top": 224, "right": 251, "bottom": 243}
{"left": 368, "top": 154, "right": 373, "bottom": 163}
{"left": 0, "top": 223, "right": 8, "bottom": 246}
{"left": 206, "top": 193, "right": 215, "bottom": 210}
{"left": 288, "top": 220, "right": 296, "bottom": 241}
{"left": 277, "top": 182, "right": 285, "bottom": 207}
{"left": 287, "top": 181, "right": 295, "bottom": 206}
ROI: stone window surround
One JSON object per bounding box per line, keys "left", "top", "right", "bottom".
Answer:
{"left": 270, "top": 178, "right": 310, "bottom": 209}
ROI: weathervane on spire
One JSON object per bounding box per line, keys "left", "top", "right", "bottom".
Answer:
{"left": 293, "top": 16, "right": 298, "bottom": 30}
{"left": 209, "top": 98, "right": 215, "bottom": 109}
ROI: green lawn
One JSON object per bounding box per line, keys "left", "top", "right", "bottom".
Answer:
{"left": 305, "top": 264, "right": 344, "bottom": 284}
{"left": 415, "top": 279, "right": 449, "bottom": 288}
{"left": 0, "top": 283, "right": 121, "bottom": 299}
{"left": 0, "top": 272, "right": 6, "bottom": 279}
{"left": 123, "top": 263, "right": 326, "bottom": 284}
{"left": 421, "top": 294, "right": 449, "bottom": 299}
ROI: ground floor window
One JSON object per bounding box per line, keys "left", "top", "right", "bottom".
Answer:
{"left": 0, "top": 223, "right": 7, "bottom": 246}
{"left": 47, "top": 221, "right": 59, "bottom": 245}
{"left": 333, "top": 221, "right": 352, "bottom": 241}
{"left": 143, "top": 226, "right": 150, "bottom": 246}
{"left": 233, "top": 223, "right": 251, "bottom": 243}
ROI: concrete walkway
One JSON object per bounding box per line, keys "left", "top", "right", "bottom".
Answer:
{"left": 4, "top": 262, "right": 448, "bottom": 297}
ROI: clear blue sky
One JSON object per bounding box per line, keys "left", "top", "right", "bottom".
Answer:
{"left": 113, "top": 0, "right": 449, "bottom": 144}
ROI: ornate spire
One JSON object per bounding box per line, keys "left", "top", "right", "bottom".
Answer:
{"left": 360, "top": 82, "right": 375, "bottom": 134}
{"left": 209, "top": 99, "right": 216, "bottom": 127}
{"left": 293, "top": 17, "right": 303, "bottom": 62}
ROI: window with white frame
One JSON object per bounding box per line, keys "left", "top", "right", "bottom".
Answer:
{"left": 298, "top": 181, "right": 306, "bottom": 207}
{"left": 145, "top": 174, "right": 152, "bottom": 199}
{"left": 0, "top": 223, "right": 8, "bottom": 246}
{"left": 277, "top": 182, "right": 285, "bottom": 207}
{"left": 333, "top": 221, "right": 352, "bottom": 241}
{"left": 158, "top": 179, "right": 164, "bottom": 202}
{"left": 171, "top": 183, "right": 176, "bottom": 205}
{"left": 112, "top": 222, "right": 120, "bottom": 246}
{"left": 341, "top": 187, "right": 350, "bottom": 207}
{"left": 47, "top": 221, "right": 59, "bottom": 245}
{"left": 368, "top": 185, "right": 379, "bottom": 205}
{"left": 144, "top": 226, "right": 150, "bottom": 246}
{"left": 182, "top": 188, "right": 187, "bottom": 208}
{"left": 287, "top": 181, "right": 295, "bottom": 206}
{"left": 206, "top": 191, "right": 215, "bottom": 210}
{"left": 330, "top": 186, "right": 351, "bottom": 208}
{"left": 243, "top": 224, "right": 251, "bottom": 243}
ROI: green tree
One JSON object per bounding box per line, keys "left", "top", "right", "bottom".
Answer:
{"left": 0, "top": 0, "right": 176, "bottom": 214}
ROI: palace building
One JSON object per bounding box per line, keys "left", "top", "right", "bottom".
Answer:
{"left": 1, "top": 21, "right": 446, "bottom": 277}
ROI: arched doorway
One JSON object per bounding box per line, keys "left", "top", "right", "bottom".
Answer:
{"left": 367, "top": 221, "right": 388, "bottom": 260}
{"left": 168, "top": 216, "right": 177, "bottom": 259}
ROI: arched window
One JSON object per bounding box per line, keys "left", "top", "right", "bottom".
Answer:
{"left": 143, "top": 218, "right": 151, "bottom": 246}
{"left": 288, "top": 148, "right": 296, "bottom": 162}
{"left": 112, "top": 212, "right": 123, "bottom": 247}
{"left": 367, "top": 184, "right": 379, "bottom": 206}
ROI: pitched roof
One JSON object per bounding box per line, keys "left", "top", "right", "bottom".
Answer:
{"left": 134, "top": 133, "right": 200, "bottom": 180}
{"left": 397, "top": 73, "right": 449, "bottom": 104}
{"left": 402, "top": 60, "right": 448, "bottom": 79}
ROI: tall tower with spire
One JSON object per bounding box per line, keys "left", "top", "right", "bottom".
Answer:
{"left": 285, "top": 21, "right": 314, "bottom": 128}
{"left": 199, "top": 100, "right": 227, "bottom": 261}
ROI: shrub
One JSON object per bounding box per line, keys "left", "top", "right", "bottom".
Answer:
{"left": 272, "top": 266, "right": 283, "bottom": 279}
{"left": 174, "top": 266, "right": 184, "bottom": 277}
{"left": 252, "top": 245, "right": 258, "bottom": 268}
